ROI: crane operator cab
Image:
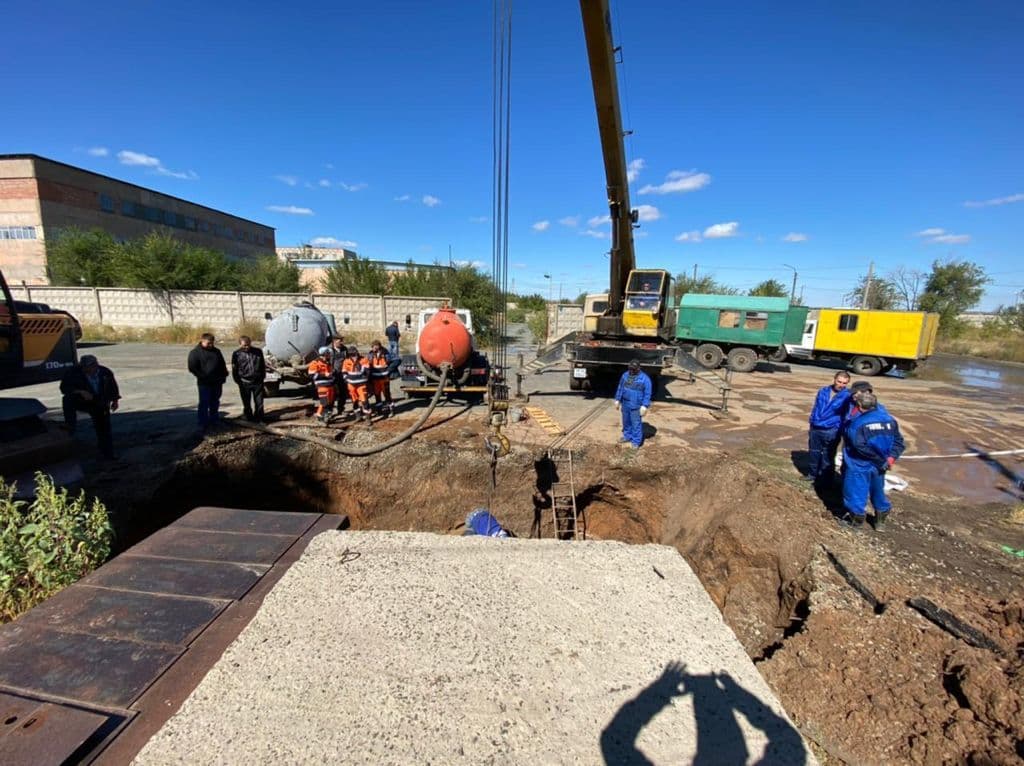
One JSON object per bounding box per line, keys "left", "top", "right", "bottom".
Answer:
{"left": 622, "top": 269, "right": 674, "bottom": 338}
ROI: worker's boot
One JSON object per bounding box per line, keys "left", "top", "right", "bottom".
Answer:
{"left": 840, "top": 513, "right": 866, "bottom": 531}
{"left": 874, "top": 511, "right": 889, "bottom": 531}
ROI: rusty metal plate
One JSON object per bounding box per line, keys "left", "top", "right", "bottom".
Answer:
{"left": 0, "top": 624, "right": 178, "bottom": 709}
{"left": 14, "top": 585, "right": 226, "bottom": 647}
{"left": 84, "top": 554, "right": 268, "bottom": 600}
{"left": 129, "top": 526, "right": 297, "bottom": 565}
{"left": 176, "top": 506, "right": 320, "bottom": 536}
{"left": 0, "top": 691, "right": 126, "bottom": 766}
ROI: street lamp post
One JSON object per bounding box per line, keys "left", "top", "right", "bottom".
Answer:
{"left": 782, "top": 264, "right": 798, "bottom": 303}
{"left": 543, "top": 274, "right": 552, "bottom": 343}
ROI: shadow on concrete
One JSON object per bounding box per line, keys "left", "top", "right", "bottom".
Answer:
{"left": 77, "top": 341, "right": 116, "bottom": 349}
{"left": 753, "top": 361, "right": 793, "bottom": 374}
{"left": 600, "top": 661, "right": 807, "bottom": 765}
{"left": 642, "top": 423, "right": 658, "bottom": 442}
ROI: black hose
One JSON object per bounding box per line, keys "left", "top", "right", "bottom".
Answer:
{"left": 233, "top": 364, "right": 452, "bottom": 457}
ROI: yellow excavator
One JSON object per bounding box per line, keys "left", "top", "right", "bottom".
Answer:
{"left": 1, "top": 268, "right": 80, "bottom": 497}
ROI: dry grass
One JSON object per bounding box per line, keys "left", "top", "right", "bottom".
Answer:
{"left": 937, "top": 328, "right": 1024, "bottom": 363}
{"left": 79, "top": 322, "right": 412, "bottom": 351}
{"left": 1009, "top": 505, "right": 1024, "bottom": 526}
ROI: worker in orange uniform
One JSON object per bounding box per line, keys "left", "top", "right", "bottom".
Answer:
{"left": 307, "top": 346, "right": 336, "bottom": 424}
{"left": 367, "top": 340, "right": 394, "bottom": 418}
{"left": 342, "top": 346, "right": 373, "bottom": 422}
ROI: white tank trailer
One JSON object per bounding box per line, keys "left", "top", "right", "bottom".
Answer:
{"left": 263, "top": 301, "right": 338, "bottom": 395}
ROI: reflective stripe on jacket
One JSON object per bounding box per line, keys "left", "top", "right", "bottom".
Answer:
{"left": 307, "top": 359, "right": 334, "bottom": 386}
{"left": 842, "top": 403, "right": 906, "bottom": 471}
{"left": 368, "top": 351, "right": 390, "bottom": 378}
{"left": 342, "top": 356, "right": 369, "bottom": 384}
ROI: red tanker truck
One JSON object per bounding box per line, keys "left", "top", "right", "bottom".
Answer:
{"left": 399, "top": 305, "right": 491, "bottom": 398}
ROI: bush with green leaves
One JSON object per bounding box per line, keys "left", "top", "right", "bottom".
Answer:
{"left": 0, "top": 474, "right": 112, "bottom": 622}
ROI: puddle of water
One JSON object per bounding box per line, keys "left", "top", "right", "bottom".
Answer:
{"left": 915, "top": 355, "right": 1024, "bottom": 398}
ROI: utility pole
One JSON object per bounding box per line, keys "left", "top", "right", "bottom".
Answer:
{"left": 862, "top": 261, "right": 874, "bottom": 309}
{"left": 692, "top": 263, "right": 698, "bottom": 282}
{"left": 783, "top": 264, "right": 798, "bottom": 302}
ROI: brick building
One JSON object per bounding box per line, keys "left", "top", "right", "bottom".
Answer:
{"left": 0, "top": 154, "right": 276, "bottom": 285}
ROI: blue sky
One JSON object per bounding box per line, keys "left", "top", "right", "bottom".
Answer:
{"left": 5, "top": 0, "right": 1022, "bottom": 309}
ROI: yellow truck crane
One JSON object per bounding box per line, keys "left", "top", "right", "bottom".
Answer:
{"left": 564, "top": 0, "right": 677, "bottom": 392}
{"left": 1, "top": 269, "right": 80, "bottom": 497}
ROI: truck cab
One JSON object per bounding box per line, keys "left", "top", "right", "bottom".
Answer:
{"left": 621, "top": 269, "right": 674, "bottom": 338}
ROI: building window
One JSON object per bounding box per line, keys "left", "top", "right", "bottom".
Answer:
{"left": 0, "top": 226, "right": 37, "bottom": 240}
{"left": 838, "top": 314, "right": 859, "bottom": 332}
{"left": 99, "top": 194, "right": 114, "bottom": 213}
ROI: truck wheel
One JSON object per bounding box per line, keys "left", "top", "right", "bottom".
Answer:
{"left": 569, "top": 372, "right": 583, "bottom": 391}
{"left": 264, "top": 381, "right": 280, "bottom": 397}
{"left": 768, "top": 346, "right": 788, "bottom": 363}
{"left": 850, "top": 356, "right": 883, "bottom": 376}
{"left": 694, "top": 343, "right": 724, "bottom": 369}
{"left": 726, "top": 347, "right": 758, "bottom": 373}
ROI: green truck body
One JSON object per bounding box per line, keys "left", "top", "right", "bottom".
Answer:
{"left": 675, "top": 294, "right": 809, "bottom": 371}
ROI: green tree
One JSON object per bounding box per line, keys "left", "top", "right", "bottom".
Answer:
{"left": 441, "top": 264, "right": 501, "bottom": 342}
{"left": 116, "top": 232, "right": 240, "bottom": 291}
{"left": 844, "top": 274, "right": 899, "bottom": 310}
{"left": 515, "top": 293, "right": 547, "bottom": 311}
{"left": 672, "top": 273, "right": 739, "bottom": 302}
{"left": 46, "top": 228, "right": 119, "bottom": 286}
{"left": 573, "top": 292, "right": 588, "bottom": 305}
{"left": 918, "top": 260, "right": 990, "bottom": 334}
{"left": 888, "top": 266, "right": 926, "bottom": 311}
{"left": 748, "top": 279, "right": 788, "bottom": 298}
{"left": 996, "top": 304, "right": 1024, "bottom": 332}
{"left": 238, "top": 255, "right": 301, "bottom": 293}
{"left": 321, "top": 256, "right": 390, "bottom": 294}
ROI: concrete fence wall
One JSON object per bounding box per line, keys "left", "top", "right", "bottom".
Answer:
{"left": 546, "top": 303, "right": 584, "bottom": 343}
{"left": 9, "top": 285, "right": 448, "bottom": 333}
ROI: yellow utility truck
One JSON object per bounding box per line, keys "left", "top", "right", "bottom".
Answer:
{"left": 781, "top": 307, "right": 939, "bottom": 375}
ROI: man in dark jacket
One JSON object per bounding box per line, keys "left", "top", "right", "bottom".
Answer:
{"left": 231, "top": 335, "right": 266, "bottom": 422}
{"left": 187, "top": 333, "right": 228, "bottom": 429}
{"left": 385, "top": 320, "right": 401, "bottom": 358}
{"left": 841, "top": 388, "right": 905, "bottom": 531}
{"left": 805, "top": 371, "right": 851, "bottom": 482}
{"left": 60, "top": 354, "right": 120, "bottom": 458}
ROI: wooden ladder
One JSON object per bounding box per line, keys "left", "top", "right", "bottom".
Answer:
{"left": 547, "top": 448, "right": 581, "bottom": 540}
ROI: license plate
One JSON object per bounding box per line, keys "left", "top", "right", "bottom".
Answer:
{"left": 265, "top": 372, "right": 281, "bottom": 382}
{"left": 573, "top": 367, "right": 587, "bottom": 379}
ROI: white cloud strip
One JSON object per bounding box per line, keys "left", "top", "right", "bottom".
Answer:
{"left": 639, "top": 170, "right": 711, "bottom": 195}
{"left": 117, "top": 149, "right": 197, "bottom": 180}
{"left": 703, "top": 221, "right": 739, "bottom": 239}
{"left": 531, "top": 220, "right": 550, "bottom": 231}
{"left": 87, "top": 147, "right": 109, "bottom": 157}
{"left": 915, "top": 227, "right": 970, "bottom": 245}
{"left": 675, "top": 231, "right": 702, "bottom": 243}
{"left": 783, "top": 232, "right": 808, "bottom": 242}
{"left": 267, "top": 205, "right": 314, "bottom": 215}
{"left": 422, "top": 195, "right": 441, "bottom": 207}
{"left": 627, "top": 158, "right": 646, "bottom": 183}
{"left": 310, "top": 236, "right": 358, "bottom": 248}
{"left": 964, "top": 193, "right": 1024, "bottom": 208}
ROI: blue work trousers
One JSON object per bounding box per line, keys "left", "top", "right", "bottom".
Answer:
{"left": 842, "top": 465, "right": 891, "bottom": 518}
{"left": 197, "top": 384, "right": 222, "bottom": 427}
{"left": 621, "top": 407, "right": 643, "bottom": 447}
{"left": 807, "top": 426, "right": 840, "bottom": 478}
{"left": 388, "top": 340, "right": 400, "bottom": 358}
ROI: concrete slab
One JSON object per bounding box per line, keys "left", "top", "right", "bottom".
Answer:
{"left": 134, "top": 531, "right": 815, "bottom": 765}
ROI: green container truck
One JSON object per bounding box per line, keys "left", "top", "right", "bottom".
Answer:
{"left": 675, "top": 294, "right": 809, "bottom": 372}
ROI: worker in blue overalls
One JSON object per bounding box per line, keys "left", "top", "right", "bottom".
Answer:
{"left": 614, "top": 359, "right": 653, "bottom": 448}
{"left": 806, "top": 370, "right": 852, "bottom": 483}
{"left": 841, "top": 388, "right": 905, "bottom": 531}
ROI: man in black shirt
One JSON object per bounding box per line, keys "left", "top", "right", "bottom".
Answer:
{"left": 187, "top": 333, "right": 228, "bottom": 430}
{"left": 60, "top": 354, "right": 121, "bottom": 458}
{"left": 231, "top": 335, "right": 266, "bottom": 422}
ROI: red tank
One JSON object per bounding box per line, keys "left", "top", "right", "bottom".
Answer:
{"left": 419, "top": 306, "right": 473, "bottom": 369}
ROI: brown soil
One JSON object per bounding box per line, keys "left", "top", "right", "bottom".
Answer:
{"left": 100, "top": 412, "right": 1024, "bottom": 765}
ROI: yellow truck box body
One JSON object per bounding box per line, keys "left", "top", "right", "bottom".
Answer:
{"left": 814, "top": 309, "right": 938, "bottom": 360}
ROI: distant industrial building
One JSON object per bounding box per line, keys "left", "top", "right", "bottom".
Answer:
{"left": 0, "top": 154, "right": 276, "bottom": 285}
{"left": 277, "top": 245, "right": 453, "bottom": 291}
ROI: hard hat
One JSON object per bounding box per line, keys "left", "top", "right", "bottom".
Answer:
{"left": 628, "top": 359, "right": 640, "bottom": 371}
{"left": 317, "top": 346, "right": 331, "bottom": 356}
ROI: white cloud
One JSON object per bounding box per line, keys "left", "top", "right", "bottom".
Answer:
{"left": 118, "top": 149, "right": 197, "bottom": 180}
{"left": 916, "top": 227, "right": 970, "bottom": 245}
{"left": 531, "top": 220, "right": 551, "bottom": 231}
{"left": 704, "top": 221, "right": 739, "bottom": 239}
{"left": 310, "top": 236, "right": 358, "bottom": 248}
{"left": 964, "top": 193, "right": 1024, "bottom": 208}
{"left": 117, "top": 150, "right": 160, "bottom": 167}
{"left": 469, "top": 216, "right": 489, "bottom": 223}
{"left": 267, "top": 205, "right": 314, "bottom": 215}
{"left": 394, "top": 194, "right": 411, "bottom": 202}
{"left": 931, "top": 233, "right": 970, "bottom": 244}
{"left": 675, "top": 231, "right": 702, "bottom": 243}
{"left": 635, "top": 204, "right": 661, "bottom": 222}
{"left": 325, "top": 163, "right": 335, "bottom": 170}
{"left": 581, "top": 229, "right": 610, "bottom": 239}
{"left": 155, "top": 166, "right": 199, "bottom": 180}
{"left": 87, "top": 147, "right": 109, "bottom": 157}
{"left": 639, "top": 169, "right": 711, "bottom": 195}
{"left": 587, "top": 214, "right": 611, "bottom": 227}
{"left": 783, "top": 232, "right": 808, "bottom": 242}
{"left": 627, "top": 158, "right": 646, "bottom": 183}
{"left": 275, "top": 175, "right": 299, "bottom": 186}
{"left": 318, "top": 179, "right": 332, "bottom": 188}
{"left": 422, "top": 195, "right": 441, "bottom": 207}
{"left": 558, "top": 216, "right": 580, "bottom": 227}
{"left": 338, "top": 181, "right": 368, "bottom": 192}
{"left": 512, "top": 262, "right": 527, "bottom": 269}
